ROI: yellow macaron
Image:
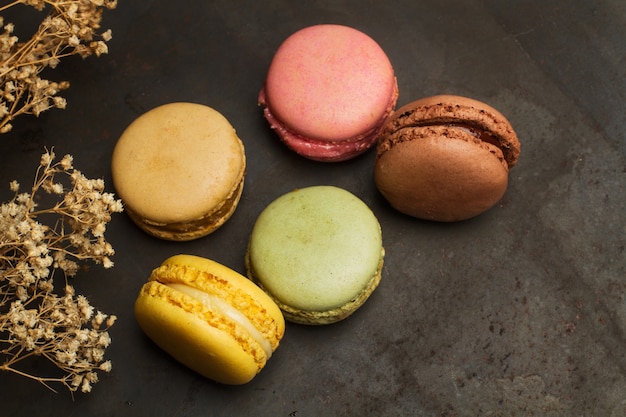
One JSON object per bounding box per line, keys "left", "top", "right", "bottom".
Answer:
{"left": 134, "top": 254, "right": 285, "bottom": 385}
{"left": 112, "top": 102, "right": 246, "bottom": 241}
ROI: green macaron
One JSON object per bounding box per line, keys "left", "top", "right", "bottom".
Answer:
{"left": 245, "top": 186, "right": 384, "bottom": 325}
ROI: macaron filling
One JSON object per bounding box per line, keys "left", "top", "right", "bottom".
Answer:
{"left": 383, "top": 120, "right": 507, "bottom": 163}
{"left": 167, "top": 283, "right": 273, "bottom": 359}
{"left": 444, "top": 123, "right": 502, "bottom": 149}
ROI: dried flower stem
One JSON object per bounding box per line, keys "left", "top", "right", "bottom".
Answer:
{"left": 0, "top": 149, "right": 123, "bottom": 394}
{"left": 0, "top": 0, "right": 118, "bottom": 133}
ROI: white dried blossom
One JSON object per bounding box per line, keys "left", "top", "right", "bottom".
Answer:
{"left": 1, "top": 150, "right": 123, "bottom": 394}
{"left": 60, "top": 154, "right": 73, "bottom": 170}
{"left": 99, "top": 360, "right": 112, "bottom": 372}
{"left": 0, "top": 0, "right": 119, "bottom": 133}
{"left": 52, "top": 95, "right": 67, "bottom": 109}
{"left": 101, "top": 29, "right": 112, "bottom": 42}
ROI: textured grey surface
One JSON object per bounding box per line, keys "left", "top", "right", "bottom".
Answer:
{"left": 0, "top": 1, "right": 624, "bottom": 416}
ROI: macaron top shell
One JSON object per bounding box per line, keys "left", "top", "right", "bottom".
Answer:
{"left": 247, "top": 186, "right": 383, "bottom": 313}
{"left": 111, "top": 102, "right": 245, "bottom": 225}
{"left": 152, "top": 255, "right": 285, "bottom": 350}
{"left": 379, "top": 95, "right": 520, "bottom": 167}
{"left": 263, "top": 24, "right": 397, "bottom": 142}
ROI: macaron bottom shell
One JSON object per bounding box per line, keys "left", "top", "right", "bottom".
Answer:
{"left": 258, "top": 81, "right": 398, "bottom": 162}
{"left": 125, "top": 178, "right": 244, "bottom": 241}
{"left": 246, "top": 248, "right": 384, "bottom": 325}
{"left": 375, "top": 128, "right": 510, "bottom": 222}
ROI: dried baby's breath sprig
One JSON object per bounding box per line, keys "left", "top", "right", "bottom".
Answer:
{"left": 0, "top": 0, "right": 118, "bottom": 133}
{"left": 0, "top": 148, "right": 123, "bottom": 395}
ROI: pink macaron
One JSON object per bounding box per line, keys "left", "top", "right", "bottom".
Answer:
{"left": 258, "top": 24, "right": 399, "bottom": 162}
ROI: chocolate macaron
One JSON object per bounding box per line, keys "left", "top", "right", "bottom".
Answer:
{"left": 374, "top": 95, "right": 520, "bottom": 221}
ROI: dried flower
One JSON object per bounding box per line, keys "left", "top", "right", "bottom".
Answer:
{"left": 0, "top": 0, "right": 119, "bottom": 133}
{"left": 0, "top": 149, "right": 123, "bottom": 395}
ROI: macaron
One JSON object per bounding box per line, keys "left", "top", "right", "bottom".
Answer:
{"left": 245, "top": 186, "right": 384, "bottom": 325}
{"left": 374, "top": 95, "right": 521, "bottom": 221}
{"left": 258, "top": 24, "right": 398, "bottom": 162}
{"left": 134, "top": 254, "right": 285, "bottom": 385}
{"left": 111, "top": 102, "right": 246, "bottom": 241}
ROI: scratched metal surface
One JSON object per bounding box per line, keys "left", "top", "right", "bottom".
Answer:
{"left": 0, "top": 1, "right": 624, "bottom": 416}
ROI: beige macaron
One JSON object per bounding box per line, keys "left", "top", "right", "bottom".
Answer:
{"left": 111, "top": 102, "right": 246, "bottom": 240}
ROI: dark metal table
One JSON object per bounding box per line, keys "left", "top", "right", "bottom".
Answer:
{"left": 1, "top": 1, "right": 624, "bottom": 416}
